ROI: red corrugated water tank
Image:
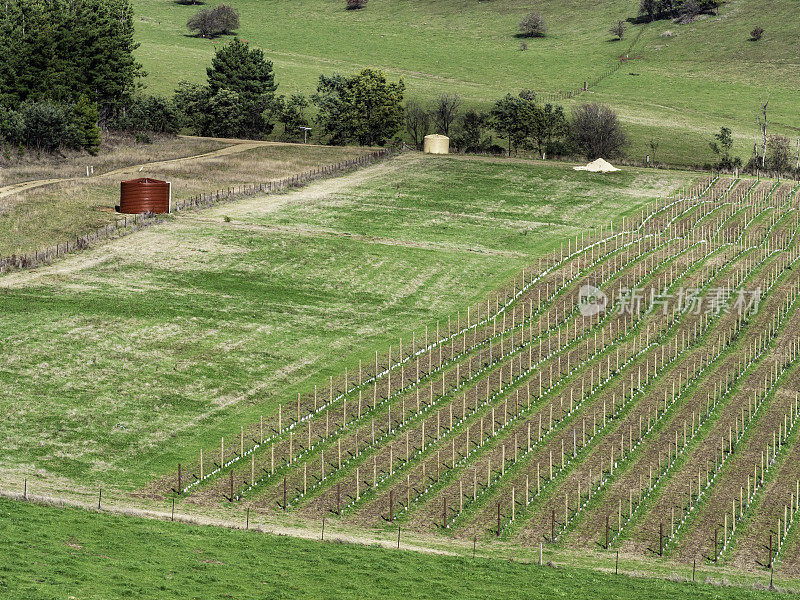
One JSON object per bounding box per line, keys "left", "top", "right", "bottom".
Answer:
{"left": 119, "top": 178, "right": 171, "bottom": 214}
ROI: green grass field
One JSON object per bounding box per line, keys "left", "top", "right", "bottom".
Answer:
{"left": 1, "top": 498, "right": 794, "bottom": 599}
{"left": 0, "top": 153, "right": 693, "bottom": 494}
{"left": 132, "top": 0, "right": 800, "bottom": 167}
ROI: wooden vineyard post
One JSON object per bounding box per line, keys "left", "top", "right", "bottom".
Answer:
{"left": 769, "top": 533, "right": 773, "bottom": 568}
{"left": 659, "top": 523, "right": 663, "bottom": 557}
{"left": 397, "top": 525, "right": 401, "bottom": 549}
{"left": 177, "top": 463, "right": 181, "bottom": 494}
{"left": 443, "top": 497, "right": 447, "bottom": 529}
{"left": 497, "top": 502, "right": 501, "bottom": 536}
{"left": 606, "top": 515, "right": 610, "bottom": 550}
{"left": 714, "top": 528, "right": 718, "bottom": 562}
{"left": 552, "top": 509, "right": 556, "bottom": 542}
{"left": 337, "top": 483, "right": 341, "bottom": 516}
{"left": 229, "top": 471, "right": 234, "bottom": 502}
{"left": 283, "top": 476, "right": 287, "bottom": 511}
{"left": 389, "top": 490, "right": 393, "bottom": 522}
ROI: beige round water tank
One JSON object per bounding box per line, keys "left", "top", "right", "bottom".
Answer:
{"left": 423, "top": 134, "right": 450, "bottom": 154}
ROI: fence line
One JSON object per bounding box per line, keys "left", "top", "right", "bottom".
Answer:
{"left": 0, "top": 148, "right": 393, "bottom": 274}
{"left": 535, "top": 25, "right": 647, "bottom": 104}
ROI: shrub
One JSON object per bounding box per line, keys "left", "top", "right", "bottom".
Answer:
{"left": 750, "top": 26, "right": 764, "bottom": 41}
{"left": 115, "top": 95, "right": 180, "bottom": 134}
{"left": 0, "top": 106, "right": 25, "bottom": 144}
{"left": 20, "top": 102, "right": 73, "bottom": 151}
{"left": 187, "top": 4, "right": 239, "bottom": 38}
{"left": 609, "top": 20, "right": 625, "bottom": 40}
{"left": 519, "top": 12, "right": 546, "bottom": 37}
{"left": 570, "top": 103, "right": 628, "bottom": 160}
{"left": 346, "top": 0, "right": 367, "bottom": 9}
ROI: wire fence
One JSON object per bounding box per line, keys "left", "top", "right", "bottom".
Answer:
{"left": 536, "top": 25, "right": 647, "bottom": 104}
{"left": 0, "top": 148, "right": 393, "bottom": 274}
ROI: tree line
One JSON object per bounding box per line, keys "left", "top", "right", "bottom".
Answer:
{"left": 1, "top": 5, "right": 796, "bottom": 176}
{"left": 117, "top": 40, "right": 627, "bottom": 160}
{"left": 0, "top": 0, "right": 141, "bottom": 154}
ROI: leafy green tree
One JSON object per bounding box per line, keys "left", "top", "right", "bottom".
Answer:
{"left": 348, "top": 69, "right": 404, "bottom": 145}
{"left": 490, "top": 92, "right": 535, "bottom": 156}
{"left": 201, "top": 89, "right": 247, "bottom": 138}
{"left": 766, "top": 135, "right": 792, "bottom": 173}
{"left": 529, "top": 103, "right": 569, "bottom": 159}
{"left": 313, "top": 69, "right": 404, "bottom": 146}
{"left": 72, "top": 94, "right": 101, "bottom": 155}
{"left": 173, "top": 81, "right": 210, "bottom": 130}
{"left": 453, "top": 110, "right": 489, "bottom": 154}
{"left": 311, "top": 74, "right": 351, "bottom": 145}
{"left": 279, "top": 94, "right": 310, "bottom": 140}
{"left": 710, "top": 127, "right": 733, "bottom": 163}
{"left": 638, "top": 0, "right": 658, "bottom": 21}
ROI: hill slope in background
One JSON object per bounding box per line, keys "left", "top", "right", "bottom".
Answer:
{"left": 133, "top": 0, "right": 799, "bottom": 166}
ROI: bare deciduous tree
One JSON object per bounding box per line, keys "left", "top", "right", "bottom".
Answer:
{"left": 187, "top": 4, "right": 239, "bottom": 38}
{"left": 609, "top": 20, "right": 626, "bottom": 40}
{"left": 433, "top": 93, "right": 460, "bottom": 137}
{"left": 404, "top": 100, "right": 430, "bottom": 150}
{"left": 519, "top": 12, "right": 546, "bottom": 37}
{"left": 570, "top": 103, "right": 628, "bottom": 160}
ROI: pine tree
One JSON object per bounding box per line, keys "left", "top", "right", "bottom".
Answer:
{"left": 73, "top": 94, "right": 101, "bottom": 155}
{"left": 207, "top": 38, "right": 277, "bottom": 101}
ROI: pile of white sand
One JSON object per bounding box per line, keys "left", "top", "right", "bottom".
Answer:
{"left": 573, "top": 158, "right": 619, "bottom": 172}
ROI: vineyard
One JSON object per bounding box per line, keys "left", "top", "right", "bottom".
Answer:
{"left": 148, "top": 173, "right": 800, "bottom": 572}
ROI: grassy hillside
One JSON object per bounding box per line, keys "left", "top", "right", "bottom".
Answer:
{"left": 1, "top": 498, "right": 794, "bottom": 599}
{"left": 0, "top": 153, "right": 692, "bottom": 492}
{"left": 132, "top": 0, "right": 800, "bottom": 166}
